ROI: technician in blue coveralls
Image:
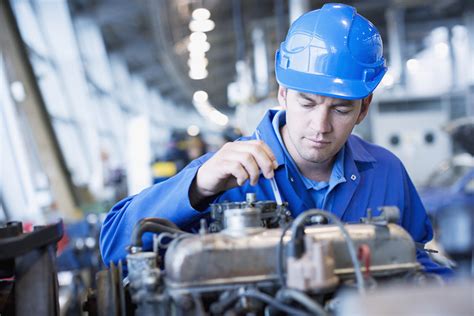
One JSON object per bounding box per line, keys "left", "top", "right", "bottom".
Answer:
{"left": 100, "top": 3, "right": 450, "bottom": 275}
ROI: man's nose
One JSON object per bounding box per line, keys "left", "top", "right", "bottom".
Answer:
{"left": 310, "top": 108, "right": 332, "bottom": 134}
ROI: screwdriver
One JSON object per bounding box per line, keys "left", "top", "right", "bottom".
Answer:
{"left": 255, "top": 130, "right": 283, "bottom": 206}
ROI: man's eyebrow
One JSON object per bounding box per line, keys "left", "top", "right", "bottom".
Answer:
{"left": 331, "top": 102, "right": 353, "bottom": 107}
{"left": 297, "top": 93, "right": 354, "bottom": 106}
{"left": 297, "top": 93, "right": 314, "bottom": 101}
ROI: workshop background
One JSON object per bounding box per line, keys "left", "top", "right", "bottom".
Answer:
{"left": 0, "top": 0, "right": 473, "bottom": 315}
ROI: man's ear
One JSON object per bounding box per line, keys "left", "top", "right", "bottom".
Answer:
{"left": 277, "top": 86, "right": 287, "bottom": 109}
{"left": 355, "top": 94, "right": 373, "bottom": 125}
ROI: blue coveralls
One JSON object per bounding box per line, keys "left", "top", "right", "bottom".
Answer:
{"left": 100, "top": 110, "right": 451, "bottom": 275}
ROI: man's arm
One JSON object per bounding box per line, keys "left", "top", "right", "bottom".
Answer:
{"left": 100, "top": 139, "right": 278, "bottom": 266}
{"left": 398, "top": 163, "right": 453, "bottom": 276}
{"left": 99, "top": 154, "right": 212, "bottom": 265}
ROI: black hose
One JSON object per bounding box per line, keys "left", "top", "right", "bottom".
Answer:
{"left": 242, "top": 289, "right": 312, "bottom": 316}
{"left": 131, "top": 218, "right": 187, "bottom": 248}
{"left": 211, "top": 289, "right": 312, "bottom": 316}
{"left": 209, "top": 291, "right": 241, "bottom": 314}
{"left": 277, "top": 222, "right": 292, "bottom": 287}
{"left": 276, "top": 288, "right": 327, "bottom": 316}
{"left": 139, "top": 217, "right": 180, "bottom": 229}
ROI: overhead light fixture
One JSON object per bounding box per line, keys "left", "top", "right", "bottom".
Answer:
{"left": 187, "top": 40, "right": 210, "bottom": 53}
{"left": 406, "top": 58, "right": 419, "bottom": 72}
{"left": 189, "top": 50, "right": 206, "bottom": 59}
{"left": 189, "top": 69, "right": 208, "bottom": 80}
{"left": 192, "top": 91, "right": 229, "bottom": 127}
{"left": 187, "top": 57, "right": 209, "bottom": 69}
{"left": 188, "top": 8, "right": 213, "bottom": 80}
{"left": 187, "top": 125, "right": 200, "bottom": 136}
{"left": 193, "top": 90, "right": 208, "bottom": 103}
{"left": 209, "top": 109, "right": 229, "bottom": 126}
{"left": 192, "top": 8, "right": 211, "bottom": 21}
{"left": 189, "top": 32, "right": 207, "bottom": 42}
{"left": 189, "top": 19, "right": 215, "bottom": 33}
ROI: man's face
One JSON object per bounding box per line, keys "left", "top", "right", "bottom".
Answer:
{"left": 278, "top": 87, "right": 371, "bottom": 166}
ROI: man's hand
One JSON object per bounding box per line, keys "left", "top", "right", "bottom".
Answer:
{"left": 190, "top": 140, "right": 278, "bottom": 209}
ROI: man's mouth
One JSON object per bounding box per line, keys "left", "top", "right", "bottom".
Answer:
{"left": 305, "top": 137, "right": 331, "bottom": 147}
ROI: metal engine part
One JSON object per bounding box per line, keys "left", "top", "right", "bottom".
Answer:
{"left": 286, "top": 237, "right": 339, "bottom": 292}
{"left": 209, "top": 193, "right": 291, "bottom": 232}
{"left": 89, "top": 198, "right": 427, "bottom": 316}
{"left": 126, "top": 252, "right": 166, "bottom": 315}
{"left": 164, "top": 210, "right": 420, "bottom": 291}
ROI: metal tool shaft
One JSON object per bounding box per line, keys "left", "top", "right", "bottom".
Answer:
{"left": 255, "top": 130, "right": 283, "bottom": 206}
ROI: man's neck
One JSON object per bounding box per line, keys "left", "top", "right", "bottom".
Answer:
{"left": 281, "top": 125, "right": 335, "bottom": 182}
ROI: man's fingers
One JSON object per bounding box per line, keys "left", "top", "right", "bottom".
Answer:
{"left": 255, "top": 140, "right": 278, "bottom": 169}
{"left": 228, "top": 162, "right": 249, "bottom": 186}
{"left": 229, "top": 152, "right": 260, "bottom": 185}
{"left": 234, "top": 141, "right": 276, "bottom": 179}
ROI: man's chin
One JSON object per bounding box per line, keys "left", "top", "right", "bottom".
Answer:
{"left": 301, "top": 153, "right": 331, "bottom": 164}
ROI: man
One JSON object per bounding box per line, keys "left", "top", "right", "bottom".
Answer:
{"left": 100, "top": 3, "right": 450, "bottom": 275}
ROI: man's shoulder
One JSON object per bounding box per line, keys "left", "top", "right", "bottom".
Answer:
{"left": 348, "top": 134, "right": 402, "bottom": 169}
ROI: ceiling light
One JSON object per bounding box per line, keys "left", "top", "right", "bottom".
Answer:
{"left": 189, "top": 69, "right": 209, "bottom": 80}
{"left": 190, "top": 32, "right": 207, "bottom": 42}
{"left": 192, "top": 8, "right": 211, "bottom": 21}
{"left": 189, "top": 19, "right": 215, "bottom": 33}
{"left": 188, "top": 57, "right": 208, "bottom": 69}
{"left": 187, "top": 125, "right": 200, "bottom": 136}
{"left": 193, "top": 90, "right": 208, "bottom": 103}
{"left": 406, "top": 58, "right": 419, "bottom": 72}
{"left": 187, "top": 40, "right": 210, "bottom": 53}
{"left": 189, "top": 50, "right": 206, "bottom": 59}
{"left": 209, "top": 109, "right": 229, "bottom": 126}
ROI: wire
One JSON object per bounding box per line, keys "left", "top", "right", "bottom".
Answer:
{"left": 191, "top": 293, "right": 206, "bottom": 316}
{"left": 277, "top": 288, "right": 328, "bottom": 316}
{"left": 209, "top": 291, "right": 241, "bottom": 314}
{"left": 290, "top": 209, "right": 366, "bottom": 294}
{"left": 241, "top": 289, "right": 311, "bottom": 316}
{"left": 277, "top": 221, "right": 292, "bottom": 287}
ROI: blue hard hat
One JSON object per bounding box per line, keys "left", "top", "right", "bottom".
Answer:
{"left": 275, "top": 3, "right": 387, "bottom": 100}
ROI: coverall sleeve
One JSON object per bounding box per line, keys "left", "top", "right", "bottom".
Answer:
{"left": 99, "top": 153, "right": 214, "bottom": 266}
{"left": 399, "top": 164, "right": 453, "bottom": 276}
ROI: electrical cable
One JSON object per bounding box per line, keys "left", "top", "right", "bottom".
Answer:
{"left": 277, "top": 288, "right": 328, "bottom": 316}
{"left": 192, "top": 293, "right": 206, "bottom": 316}
{"left": 277, "top": 221, "right": 292, "bottom": 287}
{"left": 241, "top": 289, "right": 312, "bottom": 316}
{"left": 290, "top": 209, "right": 366, "bottom": 294}
{"left": 209, "top": 291, "right": 241, "bottom": 314}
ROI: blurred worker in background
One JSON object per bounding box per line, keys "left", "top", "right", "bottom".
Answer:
{"left": 100, "top": 3, "right": 451, "bottom": 275}
{"left": 152, "top": 132, "right": 208, "bottom": 184}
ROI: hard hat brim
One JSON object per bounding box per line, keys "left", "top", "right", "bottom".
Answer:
{"left": 275, "top": 58, "right": 387, "bottom": 100}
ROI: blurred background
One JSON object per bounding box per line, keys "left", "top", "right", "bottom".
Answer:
{"left": 0, "top": 0, "right": 473, "bottom": 314}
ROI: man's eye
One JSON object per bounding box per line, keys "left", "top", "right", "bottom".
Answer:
{"left": 334, "top": 109, "right": 350, "bottom": 114}
{"left": 300, "top": 103, "right": 313, "bottom": 108}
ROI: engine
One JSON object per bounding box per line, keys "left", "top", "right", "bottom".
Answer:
{"left": 86, "top": 194, "right": 427, "bottom": 316}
